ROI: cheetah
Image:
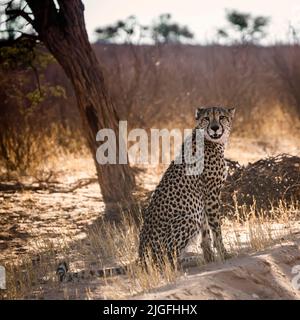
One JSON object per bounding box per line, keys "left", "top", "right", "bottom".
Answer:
{"left": 57, "top": 106, "right": 235, "bottom": 281}
{"left": 138, "top": 106, "right": 235, "bottom": 266}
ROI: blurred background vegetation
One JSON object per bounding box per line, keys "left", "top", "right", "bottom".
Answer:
{"left": 1, "top": 7, "right": 300, "bottom": 177}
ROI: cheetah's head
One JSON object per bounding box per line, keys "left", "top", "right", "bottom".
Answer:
{"left": 195, "top": 106, "right": 235, "bottom": 144}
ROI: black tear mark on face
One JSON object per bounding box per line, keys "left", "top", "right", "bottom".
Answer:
{"left": 85, "top": 105, "right": 99, "bottom": 134}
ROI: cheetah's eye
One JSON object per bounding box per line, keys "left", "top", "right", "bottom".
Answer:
{"left": 219, "top": 116, "right": 226, "bottom": 120}
{"left": 204, "top": 117, "right": 210, "bottom": 121}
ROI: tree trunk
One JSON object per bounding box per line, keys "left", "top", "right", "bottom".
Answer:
{"left": 26, "top": 0, "right": 136, "bottom": 208}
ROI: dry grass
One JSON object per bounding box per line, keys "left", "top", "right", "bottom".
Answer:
{"left": 1, "top": 196, "right": 299, "bottom": 300}
{"left": 223, "top": 200, "right": 300, "bottom": 254}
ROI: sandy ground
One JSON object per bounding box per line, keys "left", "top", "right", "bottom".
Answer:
{"left": 0, "top": 136, "right": 300, "bottom": 299}
{"left": 0, "top": 164, "right": 103, "bottom": 262}
{"left": 136, "top": 239, "right": 300, "bottom": 300}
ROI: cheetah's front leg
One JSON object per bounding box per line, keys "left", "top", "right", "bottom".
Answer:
{"left": 205, "top": 196, "right": 229, "bottom": 260}
{"left": 201, "top": 216, "right": 214, "bottom": 262}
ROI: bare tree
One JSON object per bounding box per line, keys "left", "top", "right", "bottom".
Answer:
{"left": 4, "top": 0, "right": 136, "bottom": 210}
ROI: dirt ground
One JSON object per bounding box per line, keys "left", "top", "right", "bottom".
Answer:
{"left": 0, "top": 136, "right": 300, "bottom": 299}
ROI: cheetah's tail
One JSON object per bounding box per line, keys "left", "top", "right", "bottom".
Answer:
{"left": 56, "top": 261, "right": 131, "bottom": 282}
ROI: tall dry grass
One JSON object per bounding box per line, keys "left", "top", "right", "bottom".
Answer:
{"left": 95, "top": 43, "right": 300, "bottom": 132}
{"left": 1, "top": 198, "right": 299, "bottom": 300}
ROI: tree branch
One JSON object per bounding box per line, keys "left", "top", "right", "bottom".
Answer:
{"left": 6, "top": 9, "right": 34, "bottom": 26}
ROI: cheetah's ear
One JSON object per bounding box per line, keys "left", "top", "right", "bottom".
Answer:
{"left": 195, "top": 107, "right": 205, "bottom": 120}
{"left": 227, "top": 107, "right": 236, "bottom": 117}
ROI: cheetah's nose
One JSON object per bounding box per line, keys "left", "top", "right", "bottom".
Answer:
{"left": 211, "top": 124, "right": 220, "bottom": 132}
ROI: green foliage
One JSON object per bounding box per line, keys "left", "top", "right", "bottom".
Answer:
{"left": 218, "top": 9, "right": 270, "bottom": 44}
{"left": 95, "top": 15, "right": 147, "bottom": 43}
{"left": 1, "top": 39, "right": 64, "bottom": 99}
{"left": 0, "top": 40, "right": 66, "bottom": 175}
{"left": 227, "top": 11, "right": 250, "bottom": 31}
{"left": 152, "top": 14, "right": 194, "bottom": 44}
{"left": 26, "top": 85, "right": 66, "bottom": 108}
{"left": 94, "top": 13, "right": 193, "bottom": 44}
{"left": 253, "top": 16, "right": 270, "bottom": 34}
{"left": 0, "top": 38, "right": 35, "bottom": 69}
